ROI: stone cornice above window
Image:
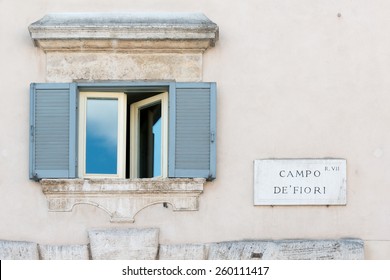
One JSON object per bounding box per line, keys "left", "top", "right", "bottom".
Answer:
{"left": 40, "top": 178, "right": 205, "bottom": 223}
{"left": 28, "top": 13, "right": 219, "bottom": 53}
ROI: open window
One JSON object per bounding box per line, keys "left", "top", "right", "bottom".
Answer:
{"left": 130, "top": 92, "right": 168, "bottom": 179}
{"left": 77, "top": 90, "right": 168, "bottom": 179}
{"left": 29, "top": 82, "right": 216, "bottom": 181}
{"left": 78, "top": 92, "right": 127, "bottom": 178}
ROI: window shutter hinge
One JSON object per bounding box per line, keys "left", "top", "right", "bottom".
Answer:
{"left": 210, "top": 131, "right": 215, "bottom": 143}
{"left": 30, "top": 125, "right": 34, "bottom": 140}
{"left": 32, "top": 173, "right": 39, "bottom": 181}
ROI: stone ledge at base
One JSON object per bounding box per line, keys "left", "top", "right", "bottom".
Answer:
{"left": 0, "top": 240, "right": 39, "bottom": 260}
{"left": 0, "top": 235, "right": 364, "bottom": 260}
{"left": 88, "top": 228, "right": 159, "bottom": 260}
{"left": 39, "top": 244, "right": 90, "bottom": 260}
{"left": 207, "top": 239, "right": 364, "bottom": 260}
{"left": 159, "top": 243, "right": 207, "bottom": 260}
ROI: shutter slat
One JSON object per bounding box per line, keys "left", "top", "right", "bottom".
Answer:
{"left": 176, "top": 88, "right": 210, "bottom": 170}
{"left": 30, "top": 83, "right": 77, "bottom": 180}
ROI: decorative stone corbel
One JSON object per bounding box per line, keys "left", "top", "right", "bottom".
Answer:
{"left": 40, "top": 178, "right": 204, "bottom": 223}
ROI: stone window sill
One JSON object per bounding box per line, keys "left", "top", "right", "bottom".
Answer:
{"left": 40, "top": 178, "right": 205, "bottom": 223}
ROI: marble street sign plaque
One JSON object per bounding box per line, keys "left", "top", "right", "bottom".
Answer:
{"left": 254, "top": 159, "right": 346, "bottom": 205}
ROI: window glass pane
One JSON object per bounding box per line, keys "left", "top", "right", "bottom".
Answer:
{"left": 139, "top": 103, "right": 161, "bottom": 178}
{"left": 86, "top": 98, "right": 118, "bottom": 174}
{"left": 153, "top": 118, "right": 162, "bottom": 176}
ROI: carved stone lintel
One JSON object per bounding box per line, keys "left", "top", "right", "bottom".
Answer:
{"left": 28, "top": 13, "right": 219, "bottom": 82}
{"left": 40, "top": 178, "right": 205, "bottom": 223}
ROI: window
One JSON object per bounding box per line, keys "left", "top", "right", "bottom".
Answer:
{"left": 29, "top": 82, "right": 216, "bottom": 181}
{"left": 130, "top": 92, "right": 168, "bottom": 178}
{"left": 77, "top": 91, "right": 168, "bottom": 179}
{"left": 78, "top": 92, "right": 127, "bottom": 178}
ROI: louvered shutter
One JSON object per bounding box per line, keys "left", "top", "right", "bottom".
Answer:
{"left": 29, "top": 83, "right": 77, "bottom": 180}
{"left": 168, "top": 82, "right": 216, "bottom": 180}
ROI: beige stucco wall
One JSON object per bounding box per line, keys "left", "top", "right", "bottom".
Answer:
{"left": 0, "top": 0, "right": 390, "bottom": 259}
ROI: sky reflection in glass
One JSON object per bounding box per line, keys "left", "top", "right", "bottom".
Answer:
{"left": 86, "top": 98, "right": 118, "bottom": 174}
{"left": 153, "top": 118, "right": 162, "bottom": 176}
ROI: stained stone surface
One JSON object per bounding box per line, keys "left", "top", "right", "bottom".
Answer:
{"left": 0, "top": 236, "right": 365, "bottom": 260}
{"left": 272, "top": 239, "right": 364, "bottom": 260}
{"left": 39, "top": 244, "right": 90, "bottom": 260}
{"left": 159, "top": 244, "right": 206, "bottom": 260}
{"left": 88, "top": 228, "right": 159, "bottom": 260}
{"left": 29, "top": 13, "right": 219, "bottom": 83}
{"left": 0, "top": 240, "right": 39, "bottom": 260}
{"left": 46, "top": 52, "right": 202, "bottom": 82}
{"left": 207, "top": 241, "right": 274, "bottom": 260}
{"left": 207, "top": 239, "right": 364, "bottom": 260}
{"left": 41, "top": 178, "right": 204, "bottom": 223}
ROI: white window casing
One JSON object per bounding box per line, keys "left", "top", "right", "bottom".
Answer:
{"left": 130, "top": 92, "right": 168, "bottom": 179}
{"left": 78, "top": 92, "right": 127, "bottom": 179}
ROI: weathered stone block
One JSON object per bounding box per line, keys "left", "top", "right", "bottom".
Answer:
{"left": 39, "top": 244, "right": 90, "bottom": 260}
{"left": 0, "top": 240, "right": 39, "bottom": 260}
{"left": 159, "top": 244, "right": 206, "bottom": 260}
{"left": 88, "top": 228, "right": 159, "bottom": 260}
{"left": 207, "top": 241, "right": 272, "bottom": 260}
{"left": 29, "top": 13, "right": 219, "bottom": 83}
{"left": 208, "top": 239, "right": 364, "bottom": 260}
{"left": 46, "top": 53, "right": 202, "bottom": 82}
{"left": 272, "top": 239, "right": 364, "bottom": 260}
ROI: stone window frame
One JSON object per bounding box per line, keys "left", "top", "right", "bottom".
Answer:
{"left": 28, "top": 12, "right": 219, "bottom": 223}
